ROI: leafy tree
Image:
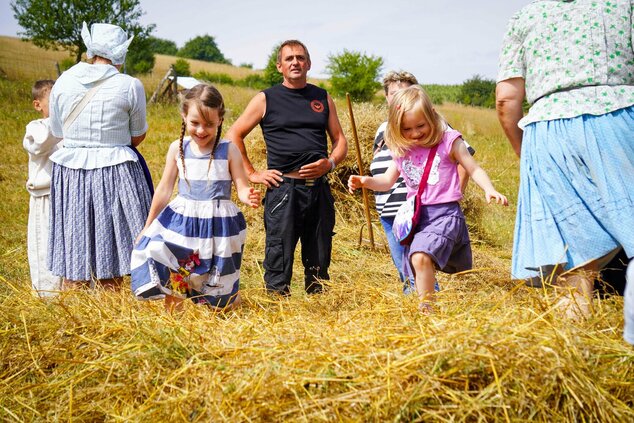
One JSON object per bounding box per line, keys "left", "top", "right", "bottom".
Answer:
{"left": 458, "top": 75, "right": 496, "bottom": 108}
{"left": 149, "top": 36, "right": 178, "bottom": 55}
{"left": 178, "top": 35, "right": 230, "bottom": 64}
{"left": 11, "top": 0, "right": 154, "bottom": 67}
{"left": 124, "top": 27, "right": 155, "bottom": 75}
{"left": 262, "top": 43, "right": 283, "bottom": 87}
{"left": 172, "top": 58, "right": 191, "bottom": 77}
{"left": 239, "top": 62, "right": 253, "bottom": 69}
{"left": 326, "top": 50, "right": 383, "bottom": 102}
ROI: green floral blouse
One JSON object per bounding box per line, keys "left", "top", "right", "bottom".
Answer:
{"left": 497, "top": 0, "right": 634, "bottom": 128}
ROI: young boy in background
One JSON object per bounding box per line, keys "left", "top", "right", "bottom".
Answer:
{"left": 23, "top": 79, "right": 61, "bottom": 297}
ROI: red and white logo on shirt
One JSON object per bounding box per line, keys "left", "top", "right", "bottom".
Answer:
{"left": 310, "top": 100, "right": 324, "bottom": 113}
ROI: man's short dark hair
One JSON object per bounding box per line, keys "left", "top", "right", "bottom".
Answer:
{"left": 277, "top": 40, "right": 311, "bottom": 63}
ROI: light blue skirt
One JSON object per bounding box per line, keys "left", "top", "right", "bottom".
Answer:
{"left": 512, "top": 106, "right": 634, "bottom": 281}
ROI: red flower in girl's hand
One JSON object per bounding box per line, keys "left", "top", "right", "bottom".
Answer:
{"left": 178, "top": 251, "right": 201, "bottom": 270}
{"left": 172, "top": 251, "right": 201, "bottom": 294}
{"left": 170, "top": 272, "right": 189, "bottom": 294}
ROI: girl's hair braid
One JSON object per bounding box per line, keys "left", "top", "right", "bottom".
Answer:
{"left": 178, "top": 119, "right": 188, "bottom": 185}
{"left": 207, "top": 123, "right": 223, "bottom": 175}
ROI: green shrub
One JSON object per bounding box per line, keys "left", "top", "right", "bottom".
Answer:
{"left": 124, "top": 29, "right": 156, "bottom": 76}
{"left": 262, "top": 43, "right": 283, "bottom": 87}
{"left": 237, "top": 74, "right": 267, "bottom": 90}
{"left": 326, "top": 49, "right": 383, "bottom": 102}
{"left": 149, "top": 36, "right": 178, "bottom": 55}
{"left": 172, "top": 58, "right": 191, "bottom": 76}
{"left": 458, "top": 75, "right": 496, "bottom": 108}
{"left": 178, "top": 35, "right": 230, "bottom": 64}
{"left": 127, "top": 58, "right": 154, "bottom": 75}
{"left": 194, "top": 71, "right": 234, "bottom": 85}
{"left": 421, "top": 84, "right": 461, "bottom": 105}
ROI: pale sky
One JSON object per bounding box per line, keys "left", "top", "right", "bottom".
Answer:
{"left": 1, "top": 0, "right": 529, "bottom": 84}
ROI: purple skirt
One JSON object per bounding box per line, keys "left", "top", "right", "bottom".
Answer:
{"left": 404, "top": 202, "right": 472, "bottom": 279}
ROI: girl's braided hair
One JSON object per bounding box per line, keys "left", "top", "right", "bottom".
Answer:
{"left": 178, "top": 84, "right": 225, "bottom": 184}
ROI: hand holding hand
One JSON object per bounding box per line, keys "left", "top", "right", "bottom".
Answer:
{"left": 249, "top": 169, "right": 283, "bottom": 188}
{"left": 485, "top": 190, "right": 509, "bottom": 206}
{"left": 347, "top": 175, "right": 365, "bottom": 194}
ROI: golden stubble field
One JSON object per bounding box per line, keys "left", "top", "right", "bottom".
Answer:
{"left": 0, "top": 37, "right": 632, "bottom": 421}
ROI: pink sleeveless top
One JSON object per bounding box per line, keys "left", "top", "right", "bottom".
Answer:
{"left": 394, "top": 129, "right": 463, "bottom": 205}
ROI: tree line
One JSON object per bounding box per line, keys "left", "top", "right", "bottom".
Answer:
{"left": 10, "top": 0, "right": 230, "bottom": 74}
{"left": 11, "top": 0, "right": 498, "bottom": 107}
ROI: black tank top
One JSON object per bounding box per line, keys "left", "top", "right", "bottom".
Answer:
{"left": 260, "top": 84, "right": 329, "bottom": 173}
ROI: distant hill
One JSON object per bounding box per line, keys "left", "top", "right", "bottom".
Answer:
{"left": 0, "top": 35, "right": 328, "bottom": 90}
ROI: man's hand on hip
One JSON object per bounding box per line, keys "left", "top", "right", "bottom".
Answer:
{"left": 299, "top": 158, "right": 331, "bottom": 179}
{"left": 249, "top": 169, "right": 283, "bottom": 188}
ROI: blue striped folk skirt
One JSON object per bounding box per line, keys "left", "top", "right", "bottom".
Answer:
{"left": 48, "top": 160, "right": 152, "bottom": 280}
{"left": 130, "top": 196, "right": 246, "bottom": 308}
{"left": 512, "top": 106, "right": 634, "bottom": 281}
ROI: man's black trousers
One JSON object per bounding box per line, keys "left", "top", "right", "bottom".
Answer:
{"left": 262, "top": 178, "right": 335, "bottom": 295}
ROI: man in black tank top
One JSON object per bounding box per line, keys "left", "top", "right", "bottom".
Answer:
{"left": 227, "top": 40, "right": 348, "bottom": 295}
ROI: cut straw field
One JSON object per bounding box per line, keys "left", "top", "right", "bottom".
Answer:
{"left": 0, "top": 38, "right": 632, "bottom": 421}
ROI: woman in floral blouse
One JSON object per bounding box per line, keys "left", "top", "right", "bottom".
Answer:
{"left": 495, "top": 0, "right": 634, "bottom": 344}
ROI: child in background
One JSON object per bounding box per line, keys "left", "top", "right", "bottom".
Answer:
{"left": 130, "top": 84, "right": 260, "bottom": 311}
{"left": 349, "top": 85, "right": 507, "bottom": 311}
{"left": 23, "top": 80, "right": 62, "bottom": 297}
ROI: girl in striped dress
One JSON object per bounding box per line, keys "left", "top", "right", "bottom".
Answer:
{"left": 131, "top": 84, "right": 260, "bottom": 311}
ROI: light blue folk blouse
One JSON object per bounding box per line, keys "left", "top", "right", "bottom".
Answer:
{"left": 49, "top": 62, "right": 148, "bottom": 169}
{"left": 497, "top": 0, "right": 634, "bottom": 128}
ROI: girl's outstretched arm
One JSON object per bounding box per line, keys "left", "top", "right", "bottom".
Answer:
{"left": 136, "top": 141, "right": 180, "bottom": 243}
{"left": 348, "top": 162, "right": 400, "bottom": 194}
{"left": 228, "top": 143, "right": 260, "bottom": 208}
{"left": 451, "top": 138, "right": 508, "bottom": 205}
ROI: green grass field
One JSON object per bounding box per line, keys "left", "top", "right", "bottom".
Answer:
{"left": 0, "top": 37, "right": 632, "bottom": 421}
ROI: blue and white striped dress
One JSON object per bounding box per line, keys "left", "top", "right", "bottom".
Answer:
{"left": 130, "top": 138, "right": 246, "bottom": 307}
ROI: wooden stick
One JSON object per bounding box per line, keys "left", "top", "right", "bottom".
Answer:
{"left": 346, "top": 93, "right": 375, "bottom": 249}
{"left": 149, "top": 67, "right": 174, "bottom": 104}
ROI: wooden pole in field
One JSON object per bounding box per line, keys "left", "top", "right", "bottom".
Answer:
{"left": 150, "top": 66, "right": 176, "bottom": 104}
{"left": 346, "top": 93, "right": 375, "bottom": 250}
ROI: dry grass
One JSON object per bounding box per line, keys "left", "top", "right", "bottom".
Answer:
{"left": 0, "top": 36, "right": 68, "bottom": 80}
{"left": 1, "top": 38, "right": 632, "bottom": 421}
{"left": 153, "top": 54, "right": 259, "bottom": 80}
{"left": 2, "top": 267, "right": 632, "bottom": 421}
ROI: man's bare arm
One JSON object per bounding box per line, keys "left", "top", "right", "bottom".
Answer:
{"left": 226, "top": 92, "right": 283, "bottom": 187}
